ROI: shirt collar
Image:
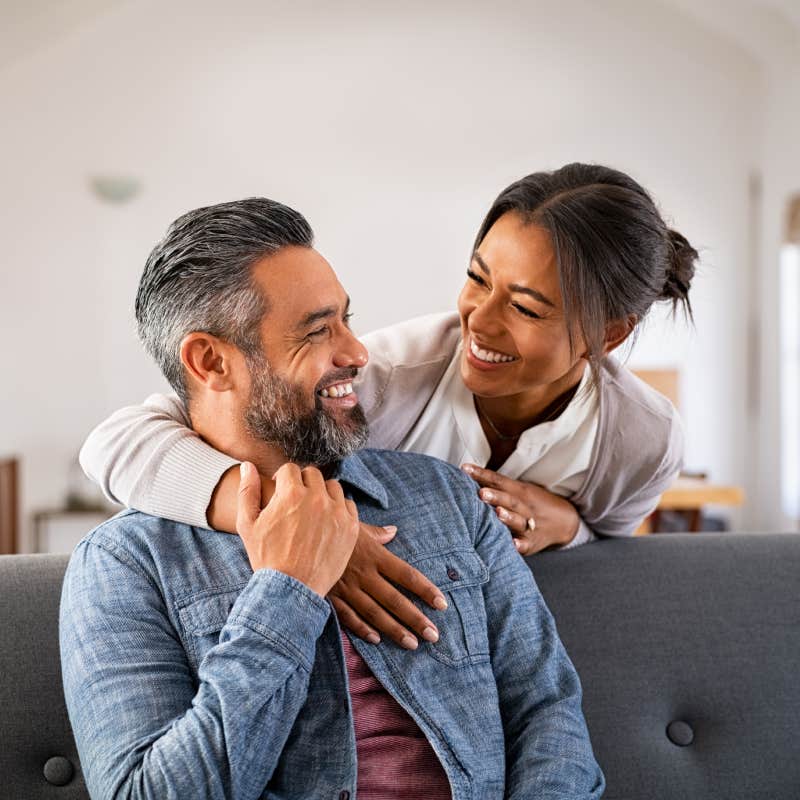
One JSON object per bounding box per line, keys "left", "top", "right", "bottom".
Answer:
{"left": 333, "top": 452, "right": 390, "bottom": 509}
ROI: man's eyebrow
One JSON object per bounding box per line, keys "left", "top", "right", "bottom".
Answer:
{"left": 297, "top": 296, "right": 351, "bottom": 329}
{"left": 472, "top": 252, "right": 555, "bottom": 308}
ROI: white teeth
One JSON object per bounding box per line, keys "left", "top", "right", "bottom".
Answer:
{"left": 470, "top": 339, "right": 515, "bottom": 363}
{"left": 319, "top": 382, "right": 354, "bottom": 398}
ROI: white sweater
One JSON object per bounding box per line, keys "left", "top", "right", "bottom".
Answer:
{"left": 80, "top": 312, "right": 683, "bottom": 541}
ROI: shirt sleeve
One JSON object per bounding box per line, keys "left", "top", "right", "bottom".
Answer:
{"left": 59, "top": 539, "right": 330, "bottom": 800}
{"left": 79, "top": 393, "right": 239, "bottom": 528}
{"left": 472, "top": 500, "right": 605, "bottom": 799}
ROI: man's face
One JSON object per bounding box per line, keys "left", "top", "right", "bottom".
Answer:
{"left": 243, "top": 246, "right": 370, "bottom": 467}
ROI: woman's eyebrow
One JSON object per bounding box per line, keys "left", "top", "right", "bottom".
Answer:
{"left": 509, "top": 283, "right": 555, "bottom": 308}
{"left": 472, "top": 251, "right": 491, "bottom": 275}
{"left": 472, "top": 251, "right": 555, "bottom": 308}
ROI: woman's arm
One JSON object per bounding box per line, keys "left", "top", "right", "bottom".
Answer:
{"left": 80, "top": 393, "right": 446, "bottom": 647}
{"left": 79, "top": 393, "right": 239, "bottom": 528}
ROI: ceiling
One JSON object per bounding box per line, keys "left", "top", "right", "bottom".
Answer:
{"left": 0, "top": 0, "right": 798, "bottom": 73}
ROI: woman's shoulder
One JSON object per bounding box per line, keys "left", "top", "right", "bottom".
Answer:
{"left": 595, "top": 359, "right": 684, "bottom": 468}
{"left": 357, "top": 311, "right": 462, "bottom": 450}
{"left": 359, "top": 311, "right": 461, "bottom": 368}
{"left": 599, "top": 359, "right": 680, "bottom": 427}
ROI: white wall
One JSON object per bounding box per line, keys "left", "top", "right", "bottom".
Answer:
{"left": 0, "top": 0, "right": 763, "bottom": 549}
{"left": 757, "top": 55, "right": 800, "bottom": 531}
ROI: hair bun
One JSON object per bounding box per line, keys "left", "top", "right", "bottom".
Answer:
{"left": 661, "top": 229, "right": 697, "bottom": 316}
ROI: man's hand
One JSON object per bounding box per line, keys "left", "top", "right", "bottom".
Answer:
{"left": 461, "top": 463, "right": 580, "bottom": 554}
{"left": 329, "top": 523, "right": 448, "bottom": 650}
{"left": 237, "top": 461, "right": 359, "bottom": 597}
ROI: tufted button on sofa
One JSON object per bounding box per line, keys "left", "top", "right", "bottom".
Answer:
{"left": 1, "top": 533, "right": 798, "bottom": 799}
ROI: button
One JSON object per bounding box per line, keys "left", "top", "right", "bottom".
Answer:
{"left": 446, "top": 566, "right": 460, "bottom": 581}
{"left": 666, "top": 720, "right": 694, "bottom": 747}
{"left": 43, "top": 756, "right": 74, "bottom": 786}
{"left": 339, "top": 791, "right": 350, "bottom": 800}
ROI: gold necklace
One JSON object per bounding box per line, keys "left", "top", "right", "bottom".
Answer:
{"left": 474, "top": 388, "right": 577, "bottom": 442}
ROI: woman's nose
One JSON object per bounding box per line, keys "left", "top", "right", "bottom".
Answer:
{"left": 468, "top": 292, "right": 505, "bottom": 338}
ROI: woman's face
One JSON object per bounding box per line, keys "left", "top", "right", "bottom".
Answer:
{"left": 457, "top": 212, "right": 586, "bottom": 400}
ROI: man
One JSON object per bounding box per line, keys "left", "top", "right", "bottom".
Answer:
{"left": 60, "top": 198, "right": 604, "bottom": 799}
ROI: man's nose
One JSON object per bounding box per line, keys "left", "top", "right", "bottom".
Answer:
{"left": 332, "top": 326, "right": 368, "bottom": 369}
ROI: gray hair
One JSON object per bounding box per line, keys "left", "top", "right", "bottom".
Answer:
{"left": 135, "top": 198, "right": 314, "bottom": 404}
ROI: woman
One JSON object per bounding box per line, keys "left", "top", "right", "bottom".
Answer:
{"left": 81, "top": 163, "right": 696, "bottom": 646}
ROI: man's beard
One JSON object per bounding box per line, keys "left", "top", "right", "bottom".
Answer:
{"left": 243, "top": 353, "right": 369, "bottom": 468}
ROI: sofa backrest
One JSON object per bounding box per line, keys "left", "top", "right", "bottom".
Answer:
{"left": 1, "top": 533, "right": 798, "bottom": 799}
{"left": 530, "top": 532, "right": 800, "bottom": 800}
{"left": 0, "top": 554, "right": 86, "bottom": 799}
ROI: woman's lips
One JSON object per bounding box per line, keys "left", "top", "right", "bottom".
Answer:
{"left": 465, "top": 337, "right": 518, "bottom": 370}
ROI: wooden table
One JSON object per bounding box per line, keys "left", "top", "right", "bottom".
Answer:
{"left": 639, "top": 477, "right": 746, "bottom": 534}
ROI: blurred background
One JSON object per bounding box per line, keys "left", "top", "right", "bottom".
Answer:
{"left": 1, "top": 0, "right": 798, "bottom": 551}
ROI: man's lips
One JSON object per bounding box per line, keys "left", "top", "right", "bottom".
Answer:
{"left": 318, "top": 380, "right": 354, "bottom": 399}
{"left": 316, "top": 373, "right": 359, "bottom": 408}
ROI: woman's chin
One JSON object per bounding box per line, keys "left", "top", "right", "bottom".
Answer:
{"left": 460, "top": 354, "right": 512, "bottom": 398}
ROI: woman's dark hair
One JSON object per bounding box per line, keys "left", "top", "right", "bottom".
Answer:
{"left": 474, "top": 163, "right": 697, "bottom": 385}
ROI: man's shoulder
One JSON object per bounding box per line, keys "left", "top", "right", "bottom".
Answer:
{"left": 352, "top": 449, "right": 482, "bottom": 535}
{"left": 85, "top": 508, "right": 191, "bottom": 548}
{"left": 75, "top": 509, "right": 200, "bottom": 581}
{"left": 358, "top": 448, "right": 475, "bottom": 491}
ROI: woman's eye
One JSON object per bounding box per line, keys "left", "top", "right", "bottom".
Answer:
{"left": 467, "top": 269, "right": 487, "bottom": 287}
{"left": 512, "top": 303, "right": 542, "bottom": 320}
{"left": 343, "top": 312, "right": 354, "bottom": 327}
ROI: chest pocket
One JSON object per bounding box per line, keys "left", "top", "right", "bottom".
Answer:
{"left": 407, "top": 549, "right": 490, "bottom": 667}
{"left": 175, "top": 585, "right": 248, "bottom": 672}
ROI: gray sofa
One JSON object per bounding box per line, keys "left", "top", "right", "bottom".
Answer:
{"left": 1, "top": 533, "right": 798, "bottom": 799}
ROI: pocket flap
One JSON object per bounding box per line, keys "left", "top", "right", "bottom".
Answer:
{"left": 176, "top": 586, "right": 246, "bottom": 636}
{"left": 406, "top": 549, "right": 489, "bottom": 591}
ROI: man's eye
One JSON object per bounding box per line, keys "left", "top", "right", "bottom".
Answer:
{"left": 307, "top": 325, "right": 330, "bottom": 340}
{"left": 343, "top": 312, "right": 354, "bottom": 327}
{"left": 467, "top": 269, "right": 487, "bottom": 287}
{"left": 512, "top": 302, "right": 542, "bottom": 320}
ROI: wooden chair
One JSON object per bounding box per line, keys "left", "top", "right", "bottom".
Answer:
{"left": 0, "top": 457, "right": 19, "bottom": 554}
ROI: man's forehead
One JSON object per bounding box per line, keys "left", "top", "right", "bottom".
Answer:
{"left": 250, "top": 246, "right": 348, "bottom": 316}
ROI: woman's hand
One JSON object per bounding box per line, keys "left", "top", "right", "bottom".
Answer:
{"left": 329, "top": 522, "right": 449, "bottom": 650}
{"left": 461, "top": 464, "right": 580, "bottom": 555}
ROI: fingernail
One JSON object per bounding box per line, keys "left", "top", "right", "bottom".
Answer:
{"left": 461, "top": 463, "right": 475, "bottom": 474}
{"left": 240, "top": 462, "right": 250, "bottom": 479}
{"left": 383, "top": 525, "right": 397, "bottom": 534}
{"left": 433, "top": 595, "right": 448, "bottom": 611}
{"left": 498, "top": 507, "right": 509, "bottom": 519}
{"left": 400, "top": 634, "right": 418, "bottom": 650}
{"left": 365, "top": 633, "right": 380, "bottom": 645}
{"left": 513, "top": 539, "right": 523, "bottom": 552}
{"left": 481, "top": 489, "right": 494, "bottom": 501}
{"left": 422, "top": 626, "right": 439, "bottom": 643}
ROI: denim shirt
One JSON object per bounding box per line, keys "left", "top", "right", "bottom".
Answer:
{"left": 60, "top": 449, "right": 604, "bottom": 800}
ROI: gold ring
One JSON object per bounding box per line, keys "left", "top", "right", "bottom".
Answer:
{"left": 527, "top": 517, "right": 536, "bottom": 532}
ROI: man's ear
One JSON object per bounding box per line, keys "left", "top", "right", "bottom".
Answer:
{"left": 603, "top": 314, "right": 638, "bottom": 355}
{"left": 180, "top": 332, "right": 239, "bottom": 393}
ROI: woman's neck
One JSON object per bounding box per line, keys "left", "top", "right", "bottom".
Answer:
{"left": 476, "top": 360, "right": 586, "bottom": 440}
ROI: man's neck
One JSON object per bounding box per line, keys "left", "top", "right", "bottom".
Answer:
{"left": 190, "top": 403, "right": 287, "bottom": 478}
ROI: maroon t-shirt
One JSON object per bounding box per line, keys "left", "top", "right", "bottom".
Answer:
{"left": 341, "top": 632, "right": 452, "bottom": 799}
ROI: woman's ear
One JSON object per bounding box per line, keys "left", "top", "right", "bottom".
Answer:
{"left": 180, "top": 333, "right": 238, "bottom": 393}
{"left": 603, "top": 314, "right": 638, "bottom": 355}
